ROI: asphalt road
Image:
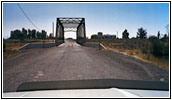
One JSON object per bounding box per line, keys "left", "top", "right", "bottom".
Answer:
{"left": 3, "top": 40, "right": 169, "bottom": 92}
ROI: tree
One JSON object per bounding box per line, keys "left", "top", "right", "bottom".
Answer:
{"left": 32, "top": 29, "right": 36, "bottom": 38}
{"left": 157, "top": 31, "right": 160, "bottom": 39}
{"left": 49, "top": 33, "right": 54, "bottom": 38}
{"left": 10, "top": 29, "right": 25, "bottom": 41}
{"left": 164, "top": 34, "right": 167, "bottom": 38}
{"left": 14, "top": 30, "right": 22, "bottom": 39}
{"left": 36, "top": 31, "right": 42, "bottom": 39}
{"left": 41, "top": 30, "right": 47, "bottom": 39}
{"left": 27, "top": 29, "right": 32, "bottom": 39}
{"left": 22, "top": 28, "right": 27, "bottom": 39}
{"left": 136, "top": 27, "right": 147, "bottom": 39}
{"left": 122, "top": 29, "right": 129, "bottom": 39}
{"left": 10, "top": 31, "right": 16, "bottom": 39}
{"left": 10, "top": 29, "right": 24, "bottom": 40}
{"left": 91, "top": 34, "right": 98, "bottom": 39}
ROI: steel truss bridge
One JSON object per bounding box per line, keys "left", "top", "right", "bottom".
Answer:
{"left": 55, "top": 17, "right": 86, "bottom": 45}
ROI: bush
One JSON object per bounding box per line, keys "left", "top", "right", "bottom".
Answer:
{"left": 141, "top": 47, "right": 148, "bottom": 54}
{"left": 163, "top": 43, "right": 169, "bottom": 56}
{"left": 151, "top": 39, "right": 164, "bottom": 57}
{"left": 148, "top": 35, "right": 158, "bottom": 42}
{"left": 148, "top": 36, "right": 167, "bottom": 57}
{"left": 91, "top": 34, "right": 98, "bottom": 39}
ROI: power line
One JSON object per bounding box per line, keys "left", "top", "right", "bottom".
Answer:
{"left": 17, "top": 3, "right": 40, "bottom": 30}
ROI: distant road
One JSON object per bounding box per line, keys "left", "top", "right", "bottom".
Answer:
{"left": 3, "top": 40, "right": 168, "bottom": 92}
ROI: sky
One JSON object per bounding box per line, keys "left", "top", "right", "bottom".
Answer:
{"left": 3, "top": 3, "right": 169, "bottom": 39}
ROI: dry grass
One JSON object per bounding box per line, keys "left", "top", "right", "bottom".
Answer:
{"left": 32, "top": 39, "right": 54, "bottom": 43}
{"left": 3, "top": 50, "right": 19, "bottom": 59}
{"left": 136, "top": 53, "right": 169, "bottom": 70}
{"left": 6, "top": 43, "right": 26, "bottom": 50}
{"left": 3, "top": 43, "right": 26, "bottom": 59}
{"left": 5, "top": 39, "right": 54, "bottom": 43}
{"left": 105, "top": 47, "right": 169, "bottom": 70}
{"left": 3, "top": 39, "right": 54, "bottom": 59}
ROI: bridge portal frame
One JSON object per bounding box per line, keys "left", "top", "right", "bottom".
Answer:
{"left": 55, "top": 17, "right": 86, "bottom": 45}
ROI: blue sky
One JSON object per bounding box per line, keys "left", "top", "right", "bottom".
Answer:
{"left": 3, "top": 3, "right": 169, "bottom": 39}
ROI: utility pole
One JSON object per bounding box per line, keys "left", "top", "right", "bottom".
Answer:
{"left": 117, "top": 31, "right": 118, "bottom": 39}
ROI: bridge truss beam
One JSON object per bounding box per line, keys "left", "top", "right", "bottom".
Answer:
{"left": 55, "top": 17, "right": 86, "bottom": 45}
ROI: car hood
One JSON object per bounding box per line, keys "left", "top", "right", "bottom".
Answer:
{"left": 3, "top": 88, "right": 169, "bottom": 98}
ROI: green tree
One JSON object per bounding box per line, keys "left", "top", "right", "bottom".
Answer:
{"left": 10, "top": 29, "right": 22, "bottom": 40}
{"left": 41, "top": 30, "right": 47, "bottom": 39}
{"left": 10, "top": 31, "right": 16, "bottom": 39}
{"left": 32, "top": 29, "right": 36, "bottom": 38}
{"left": 49, "top": 33, "right": 54, "bottom": 39}
{"left": 36, "top": 31, "right": 42, "bottom": 39}
{"left": 14, "top": 30, "right": 22, "bottom": 39}
{"left": 27, "top": 29, "right": 32, "bottom": 39}
{"left": 136, "top": 27, "right": 147, "bottom": 39}
{"left": 22, "top": 28, "right": 27, "bottom": 39}
{"left": 163, "top": 34, "right": 168, "bottom": 38}
{"left": 11, "top": 29, "right": 24, "bottom": 41}
{"left": 91, "top": 34, "right": 98, "bottom": 39}
{"left": 122, "top": 29, "right": 129, "bottom": 39}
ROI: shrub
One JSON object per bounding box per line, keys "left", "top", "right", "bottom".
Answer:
{"left": 141, "top": 47, "right": 148, "bottom": 54}
{"left": 151, "top": 39, "right": 164, "bottom": 57}
{"left": 163, "top": 43, "right": 169, "bottom": 56}
{"left": 148, "top": 35, "right": 158, "bottom": 42}
{"left": 91, "top": 34, "right": 98, "bottom": 39}
{"left": 148, "top": 36, "right": 165, "bottom": 57}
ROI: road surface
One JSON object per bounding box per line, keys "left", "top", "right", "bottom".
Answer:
{"left": 3, "top": 40, "right": 168, "bottom": 92}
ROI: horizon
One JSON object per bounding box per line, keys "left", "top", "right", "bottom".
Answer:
{"left": 3, "top": 3, "right": 169, "bottom": 39}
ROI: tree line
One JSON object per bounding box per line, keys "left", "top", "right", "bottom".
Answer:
{"left": 9, "top": 28, "right": 48, "bottom": 41}
{"left": 91, "top": 27, "right": 168, "bottom": 40}
{"left": 122, "top": 27, "right": 168, "bottom": 40}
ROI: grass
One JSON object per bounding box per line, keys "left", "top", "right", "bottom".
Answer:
{"left": 3, "top": 50, "right": 19, "bottom": 60}
{"left": 5, "top": 39, "right": 54, "bottom": 43}
{"left": 6, "top": 43, "right": 26, "bottom": 50}
{"left": 104, "top": 45, "right": 169, "bottom": 70}
{"left": 3, "top": 42, "right": 26, "bottom": 60}
{"left": 3, "top": 39, "right": 54, "bottom": 60}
